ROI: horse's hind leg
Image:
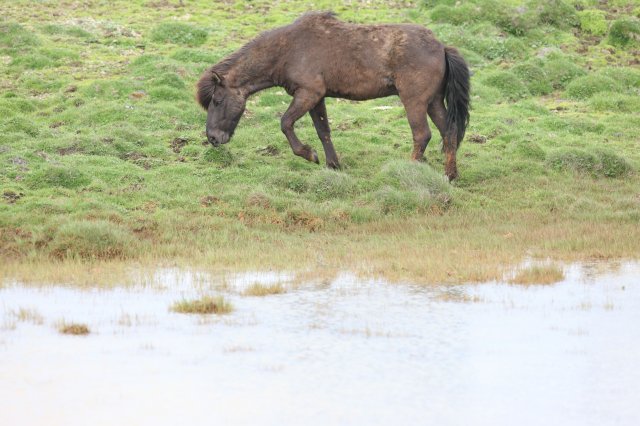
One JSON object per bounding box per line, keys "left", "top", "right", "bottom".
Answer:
{"left": 400, "top": 96, "right": 431, "bottom": 161}
{"left": 428, "top": 97, "right": 458, "bottom": 181}
{"left": 281, "top": 89, "right": 323, "bottom": 164}
{"left": 309, "top": 98, "right": 340, "bottom": 169}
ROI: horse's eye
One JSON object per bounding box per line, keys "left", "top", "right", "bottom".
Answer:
{"left": 213, "top": 99, "right": 222, "bottom": 106}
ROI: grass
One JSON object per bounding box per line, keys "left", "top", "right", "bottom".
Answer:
{"left": 13, "top": 307, "right": 44, "bottom": 325}
{"left": 243, "top": 282, "right": 287, "bottom": 296}
{"left": 58, "top": 322, "right": 90, "bottom": 335}
{"left": 509, "top": 265, "right": 565, "bottom": 285}
{"left": 0, "top": 0, "right": 639, "bottom": 285}
{"left": 171, "top": 295, "right": 233, "bottom": 314}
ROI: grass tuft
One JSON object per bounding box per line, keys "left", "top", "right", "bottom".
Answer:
{"left": 0, "top": 22, "right": 40, "bottom": 50}
{"left": 374, "top": 161, "right": 452, "bottom": 214}
{"left": 58, "top": 322, "right": 90, "bottom": 335}
{"left": 27, "top": 165, "right": 91, "bottom": 189}
{"left": 13, "top": 308, "right": 44, "bottom": 325}
{"left": 589, "top": 93, "right": 640, "bottom": 112}
{"left": 150, "top": 22, "right": 208, "bottom": 46}
{"left": 511, "top": 64, "right": 552, "bottom": 95}
{"left": 171, "top": 295, "right": 233, "bottom": 314}
{"left": 578, "top": 9, "right": 608, "bottom": 36}
{"left": 509, "top": 265, "right": 565, "bottom": 285}
{"left": 242, "top": 282, "right": 287, "bottom": 296}
{"left": 608, "top": 18, "right": 640, "bottom": 47}
{"left": 565, "top": 75, "right": 620, "bottom": 99}
{"left": 541, "top": 55, "right": 587, "bottom": 89}
{"left": 48, "top": 221, "right": 135, "bottom": 260}
{"left": 534, "top": 0, "right": 578, "bottom": 30}
{"left": 308, "top": 169, "right": 357, "bottom": 200}
{"left": 480, "top": 71, "right": 529, "bottom": 100}
{"left": 547, "top": 148, "right": 632, "bottom": 178}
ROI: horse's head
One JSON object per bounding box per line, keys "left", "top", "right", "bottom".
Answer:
{"left": 197, "top": 71, "right": 245, "bottom": 147}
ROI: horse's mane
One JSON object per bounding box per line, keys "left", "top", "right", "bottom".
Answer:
{"left": 197, "top": 11, "right": 338, "bottom": 109}
{"left": 196, "top": 33, "right": 268, "bottom": 109}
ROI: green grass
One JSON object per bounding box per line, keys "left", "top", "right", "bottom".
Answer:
{"left": 1, "top": 0, "right": 639, "bottom": 284}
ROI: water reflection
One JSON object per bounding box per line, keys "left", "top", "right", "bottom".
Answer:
{"left": 1, "top": 262, "right": 639, "bottom": 425}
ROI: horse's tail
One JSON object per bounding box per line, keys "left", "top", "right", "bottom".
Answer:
{"left": 443, "top": 47, "right": 470, "bottom": 149}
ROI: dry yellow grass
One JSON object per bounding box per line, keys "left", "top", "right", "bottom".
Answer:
{"left": 1, "top": 215, "right": 638, "bottom": 287}
{"left": 13, "top": 308, "right": 44, "bottom": 325}
{"left": 242, "top": 282, "right": 287, "bottom": 297}
{"left": 58, "top": 322, "right": 90, "bottom": 335}
{"left": 171, "top": 295, "right": 233, "bottom": 315}
{"left": 509, "top": 265, "right": 565, "bottom": 285}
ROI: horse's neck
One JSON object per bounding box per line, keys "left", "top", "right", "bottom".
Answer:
{"left": 226, "top": 50, "right": 276, "bottom": 96}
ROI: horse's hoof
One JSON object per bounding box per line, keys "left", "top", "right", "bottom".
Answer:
{"left": 311, "top": 151, "right": 319, "bottom": 164}
{"left": 327, "top": 161, "right": 341, "bottom": 170}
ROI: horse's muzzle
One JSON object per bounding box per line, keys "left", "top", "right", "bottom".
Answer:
{"left": 207, "top": 130, "right": 229, "bottom": 147}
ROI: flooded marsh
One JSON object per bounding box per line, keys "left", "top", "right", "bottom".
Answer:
{"left": 1, "top": 262, "right": 639, "bottom": 425}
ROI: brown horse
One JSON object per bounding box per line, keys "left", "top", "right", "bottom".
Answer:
{"left": 197, "top": 12, "right": 470, "bottom": 180}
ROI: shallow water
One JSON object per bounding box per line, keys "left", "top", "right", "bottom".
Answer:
{"left": 1, "top": 262, "right": 639, "bottom": 426}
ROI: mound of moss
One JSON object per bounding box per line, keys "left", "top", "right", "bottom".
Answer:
{"left": 589, "top": 93, "right": 640, "bottom": 112}
{"left": 540, "top": 55, "right": 587, "bottom": 90}
{"left": 578, "top": 9, "right": 608, "bottom": 36}
{"left": 547, "top": 148, "right": 632, "bottom": 178}
{"left": 430, "top": 4, "right": 481, "bottom": 26}
{"left": 511, "top": 64, "right": 552, "bottom": 95}
{"left": 0, "top": 22, "right": 40, "bottom": 51}
{"left": 308, "top": 169, "right": 358, "bottom": 201}
{"left": 371, "top": 161, "right": 452, "bottom": 214}
{"left": 595, "top": 67, "right": 640, "bottom": 89}
{"left": 428, "top": 0, "right": 577, "bottom": 35}
{"left": 202, "top": 146, "right": 235, "bottom": 167}
{"left": 150, "top": 22, "right": 208, "bottom": 46}
{"left": 481, "top": 71, "right": 530, "bottom": 100}
{"left": 534, "top": 0, "right": 578, "bottom": 30}
{"left": 27, "top": 165, "right": 91, "bottom": 189}
{"left": 608, "top": 18, "right": 640, "bottom": 48}
{"left": 565, "top": 75, "right": 620, "bottom": 99}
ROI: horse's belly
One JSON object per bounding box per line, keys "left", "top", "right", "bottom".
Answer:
{"left": 325, "top": 77, "right": 397, "bottom": 100}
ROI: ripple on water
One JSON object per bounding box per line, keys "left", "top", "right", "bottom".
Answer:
{"left": 0, "top": 262, "right": 639, "bottom": 426}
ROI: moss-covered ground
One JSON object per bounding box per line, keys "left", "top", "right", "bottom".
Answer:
{"left": 1, "top": 0, "right": 639, "bottom": 284}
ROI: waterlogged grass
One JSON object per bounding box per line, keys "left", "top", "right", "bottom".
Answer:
{"left": 243, "top": 282, "right": 287, "bottom": 296}
{"left": 58, "top": 322, "right": 90, "bottom": 335}
{"left": 509, "top": 265, "right": 565, "bottom": 285}
{"left": 171, "top": 295, "right": 233, "bottom": 315}
{"left": 13, "top": 307, "right": 44, "bottom": 325}
{"left": 0, "top": 0, "right": 639, "bottom": 284}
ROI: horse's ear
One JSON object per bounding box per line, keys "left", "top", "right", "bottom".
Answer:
{"left": 212, "top": 72, "right": 223, "bottom": 85}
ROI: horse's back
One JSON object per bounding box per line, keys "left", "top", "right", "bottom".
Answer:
{"left": 282, "top": 13, "right": 446, "bottom": 99}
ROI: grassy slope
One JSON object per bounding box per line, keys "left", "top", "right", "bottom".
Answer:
{"left": 1, "top": 0, "right": 639, "bottom": 284}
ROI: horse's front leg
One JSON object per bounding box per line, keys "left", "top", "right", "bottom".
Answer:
{"left": 281, "top": 89, "right": 323, "bottom": 164}
{"left": 309, "top": 98, "right": 340, "bottom": 169}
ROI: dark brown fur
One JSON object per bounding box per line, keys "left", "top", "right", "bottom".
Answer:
{"left": 197, "top": 12, "right": 469, "bottom": 180}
